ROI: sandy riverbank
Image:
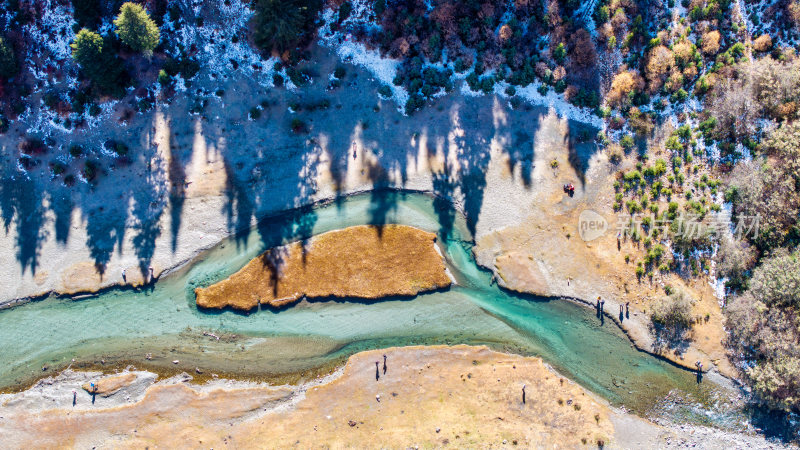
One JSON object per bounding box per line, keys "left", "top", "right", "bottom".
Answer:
{"left": 195, "top": 224, "right": 451, "bottom": 310}
{"left": 0, "top": 345, "right": 782, "bottom": 449}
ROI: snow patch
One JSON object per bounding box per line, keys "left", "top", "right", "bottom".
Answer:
{"left": 513, "top": 83, "right": 604, "bottom": 128}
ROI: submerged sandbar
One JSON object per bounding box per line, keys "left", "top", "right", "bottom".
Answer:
{"left": 195, "top": 224, "right": 452, "bottom": 310}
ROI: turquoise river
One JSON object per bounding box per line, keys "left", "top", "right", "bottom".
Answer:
{"left": 0, "top": 191, "right": 744, "bottom": 426}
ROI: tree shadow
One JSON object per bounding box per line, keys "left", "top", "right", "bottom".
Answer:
{"left": 565, "top": 122, "right": 597, "bottom": 189}
{"left": 49, "top": 188, "right": 72, "bottom": 245}
{"left": 166, "top": 125, "right": 189, "bottom": 253}
{"left": 0, "top": 169, "right": 47, "bottom": 275}
{"left": 0, "top": 43, "right": 600, "bottom": 294}
{"left": 130, "top": 143, "right": 167, "bottom": 278}
{"left": 84, "top": 200, "right": 129, "bottom": 277}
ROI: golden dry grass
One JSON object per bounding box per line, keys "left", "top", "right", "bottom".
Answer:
{"left": 195, "top": 224, "right": 452, "bottom": 310}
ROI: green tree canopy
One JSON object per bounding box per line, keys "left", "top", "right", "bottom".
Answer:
{"left": 70, "top": 30, "right": 129, "bottom": 97}
{"left": 71, "top": 29, "right": 104, "bottom": 73}
{"left": 113, "top": 2, "right": 160, "bottom": 53}
{"left": 0, "top": 36, "right": 19, "bottom": 80}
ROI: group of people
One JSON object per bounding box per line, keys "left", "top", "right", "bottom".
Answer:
{"left": 121, "top": 266, "right": 156, "bottom": 284}
{"left": 375, "top": 354, "right": 387, "bottom": 381}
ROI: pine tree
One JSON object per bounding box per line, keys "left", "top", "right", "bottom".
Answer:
{"left": 71, "top": 29, "right": 104, "bottom": 75}
{"left": 113, "top": 2, "right": 160, "bottom": 54}
{"left": 253, "top": 0, "right": 321, "bottom": 53}
{"left": 71, "top": 29, "right": 129, "bottom": 97}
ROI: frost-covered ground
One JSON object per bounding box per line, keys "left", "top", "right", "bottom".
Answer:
{"left": 316, "top": 0, "right": 606, "bottom": 127}
{"left": 9, "top": 0, "right": 617, "bottom": 143}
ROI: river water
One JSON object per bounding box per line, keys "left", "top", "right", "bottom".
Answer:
{"left": 0, "top": 191, "right": 745, "bottom": 426}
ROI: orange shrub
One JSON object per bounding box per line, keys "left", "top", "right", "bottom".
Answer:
{"left": 753, "top": 34, "right": 772, "bottom": 52}
{"left": 672, "top": 41, "right": 694, "bottom": 66}
{"left": 645, "top": 45, "right": 675, "bottom": 92}
{"left": 701, "top": 31, "right": 721, "bottom": 55}
{"left": 608, "top": 70, "right": 644, "bottom": 107}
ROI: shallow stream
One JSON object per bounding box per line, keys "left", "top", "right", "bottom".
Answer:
{"left": 0, "top": 191, "right": 743, "bottom": 426}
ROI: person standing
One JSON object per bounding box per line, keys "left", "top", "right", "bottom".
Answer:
{"left": 522, "top": 384, "right": 526, "bottom": 404}
{"left": 382, "top": 354, "right": 387, "bottom": 375}
{"left": 375, "top": 361, "right": 380, "bottom": 381}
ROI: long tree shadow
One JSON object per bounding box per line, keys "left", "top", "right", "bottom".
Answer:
{"left": 565, "top": 122, "right": 597, "bottom": 189}
{"left": 84, "top": 199, "right": 129, "bottom": 277}
{"left": 0, "top": 168, "right": 48, "bottom": 275}
{"left": 0, "top": 42, "right": 601, "bottom": 295}
{"left": 130, "top": 142, "right": 167, "bottom": 278}
{"left": 49, "top": 188, "right": 72, "bottom": 245}
{"left": 167, "top": 124, "right": 189, "bottom": 253}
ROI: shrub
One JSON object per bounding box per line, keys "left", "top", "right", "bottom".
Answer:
{"left": 333, "top": 65, "right": 346, "bottom": 79}
{"left": 753, "top": 34, "right": 772, "bottom": 52}
{"left": 0, "top": 36, "right": 19, "bottom": 79}
{"left": 51, "top": 160, "right": 67, "bottom": 175}
{"left": 553, "top": 42, "right": 566, "bottom": 63}
{"left": 607, "top": 145, "right": 623, "bottom": 164}
{"left": 157, "top": 69, "right": 170, "bottom": 85}
{"left": 109, "top": 141, "right": 129, "bottom": 156}
{"left": 337, "top": 1, "right": 352, "bottom": 23}
{"left": 163, "top": 55, "right": 200, "bottom": 79}
{"left": 71, "top": 0, "right": 101, "bottom": 28}
{"left": 253, "top": 0, "right": 321, "bottom": 53}
{"left": 83, "top": 160, "right": 100, "bottom": 181}
{"left": 290, "top": 117, "right": 307, "bottom": 133}
{"left": 651, "top": 289, "right": 694, "bottom": 332}
{"left": 607, "top": 71, "right": 644, "bottom": 108}
{"left": 378, "top": 85, "right": 392, "bottom": 98}
{"left": 748, "top": 250, "right": 800, "bottom": 308}
{"left": 620, "top": 135, "right": 634, "bottom": 150}
{"left": 114, "top": 2, "right": 160, "bottom": 53}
